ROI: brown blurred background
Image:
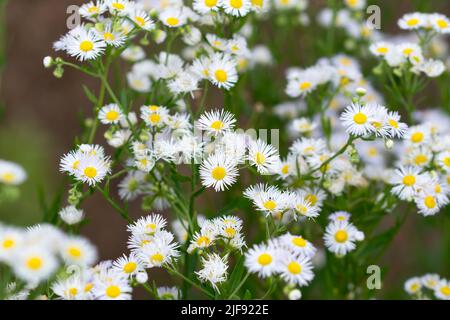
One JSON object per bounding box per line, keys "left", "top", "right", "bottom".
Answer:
{"left": 0, "top": 0, "right": 449, "bottom": 298}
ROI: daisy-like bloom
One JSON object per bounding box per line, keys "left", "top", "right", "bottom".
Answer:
{"left": 208, "top": 53, "right": 238, "bottom": 90}
{"left": 127, "top": 214, "right": 167, "bottom": 237}
{"left": 63, "top": 26, "right": 106, "bottom": 62}
{"left": 385, "top": 110, "right": 408, "bottom": 139}
{"left": 197, "top": 109, "right": 236, "bottom": 136}
{"left": 105, "top": 0, "right": 133, "bottom": 16}
{"left": 188, "top": 228, "right": 216, "bottom": 253}
{"left": 404, "top": 125, "right": 430, "bottom": 146}
{"left": 118, "top": 171, "right": 145, "bottom": 201}
{"left": 220, "top": 0, "right": 251, "bottom": 17}
{"left": 216, "top": 215, "right": 243, "bottom": 240}
{"left": 398, "top": 13, "right": 426, "bottom": 30}
{"left": 421, "top": 273, "right": 441, "bottom": 290}
{"left": 279, "top": 234, "right": 317, "bottom": 259}
{"left": 293, "top": 195, "right": 320, "bottom": 219}
{"left": 390, "top": 166, "right": 428, "bottom": 201}
{"left": 429, "top": 13, "right": 450, "bottom": 34}
{"left": 285, "top": 69, "right": 320, "bottom": 98}
{"left": 290, "top": 138, "right": 326, "bottom": 157}
{"left": 247, "top": 139, "right": 280, "bottom": 174}
{"left": 0, "top": 160, "right": 27, "bottom": 185}
{"left": 130, "top": 9, "right": 155, "bottom": 31}
{"left": 414, "top": 59, "right": 446, "bottom": 78}
{"left": 370, "top": 41, "right": 393, "bottom": 57}
{"left": 298, "top": 187, "right": 327, "bottom": 211}
{"left": 244, "top": 184, "right": 290, "bottom": 216}
{"left": 95, "top": 23, "right": 127, "bottom": 48}
{"left": 58, "top": 206, "right": 84, "bottom": 225}
{"left": 434, "top": 279, "right": 450, "bottom": 300}
{"left": 196, "top": 253, "right": 228, "bottom": 292}
{"left": 415, "top": 192, "right": 441, "bottom": 216}
{"left": 159, "top": 8, "right": 187, "bottom": 28}
{"left": 340, "top": 103, "right": 376, "bottom": 137}
{"left": 289, "top": 118, "right": 317, "bottom": 136}
{"left": 0, "top": 228, "right": 23, "bottom": 261}
{"left": 323, "top": 220, "right": 364, "bottom": 256}
{"left": 276, "top": 156, "right": 295, "bottom": 179}
{"left": 127, "top": 71, "right": 151, "bottom": 92}
{"left": 227, "top": 36, "right": 250, "bottom": 57}
{"left": 140, "top": 105, "right": 170, "bottom": 128}
{"left": 13, "top": 246, "right": 58, "bottom": 284}
{"left": 121, "top": 45, "right": 146, "bottom": 62}
{"left": 93, "top": 269, "right": 132, "bottom": 300}
{"left": 397, "top": 43, "right": 423, "bottom": 63}
{"left": 157, "top": 286, "right": 180, "bottom": 300}
{"left": 59, "top": 150, "right": 83, "bottom": 175}
{"left": 437, "top": 151, "right": 450, "bottom": 172}
{"left": 167, "top": 71, "right": 199, "bottom": 97}
{"left": 245, "top": 243, "right": 278, "bottom": 278}
{"left": 60, "top": 236, "right": 97, "bottom": 267}
{"left": 206, "top": 34, "right": 228, "bottom": 52}
{"left": 404, "top": 276, "right": 422, "bottom": 295}
{"left": 328, "top": 211, "right": 351, "bottom": 223}
{"left": 98, "top": 103, "right": 123, "bottom": 125}
{"left": 112, "top": 253, "right": 142, "bottom": 278}
{"left": 74, "top": 153, "right": 111, "bottom": 186}
{"left": 191, "top": 56, "right": 212, "bottom": 80}
{"left": 136, "top": 237, "right": 180, "bottom": 268}
{"left": 79, "top": 1, "right": 107, "bottom": 19}
{"left": 406, "top": 147, "right": 432, "bottom": 168}
{"left": 52, "top": 275, "right": 87, "bottom": 300}
{"left": 199, "top": 153, "right": 239, "bottom": 192}
{"left": 277, "top": 253, "right": 314, "bottom": 287}
{"left": 193, "top": 0, "right": 220, "bottom": 14}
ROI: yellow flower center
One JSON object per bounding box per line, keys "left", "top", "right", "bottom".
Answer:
{"left": 197, "top": 236, "right": 211, "bottom": 246}
{"left": 27, "top": 257, "right": 43, "bottom": 270}
{"left": 299, "top": 81, "right": 312, "bottom": 91}
{"left": 440, "top": 286, "right": 450, "bottom": 296}
{"left": 230, "top": 0, "right": 243, "bottom": 9}
{"left": 281, "top": 164, "right": 289, "bottom": 175}
{"left": 353, "top": 112, "right": 367, "bottom": 125}
{"left": 210, "top": 120, "right": 224, "bottom": 130}
{"left": 368, "top": 147, "right": 378, "bottom": 157}
{"left": 414, "top": 154, "right": 428, "bottom": 165}
{"left": 437, "top": 19, "right": 449, "bottom": 29}
{"left": 376, "top": 47, "right": 389, "bottom": 54}
{"left": 215, "top": 69, "right": 228, "bottom": 82}
{"left": 292, "top": 237, "right": 307, "bottom": 247}
{"left": 211, "top": 167, "right": 226, "bottom": 181}
{"left": 69, "top": 287, "right": 78, "bottom": 296}
{"left": 406, "top": 18, "right": 419, "bottom": 27}
{"left": 411, "top": 132, "right": 424, "bottom": 143}
{"left": 151, "top": 253, "right": 164, "bottom": 263}
{"left": 106, "top": 285, "right": 121, "bottom": 298}
{"left": 135, "top": 16, "right": 146, "bottom": 26}
{"left": 403, "top": 48, "right": 413, "bottom": 56}
{"left": 287, "top": 262, "right": 302, "bottom": 274}
{"left": 251, "top": 0, "right": 263, "bottom": 7}
{"left": 443, "top": 157, "right": 450, "bottom": 167}
{"left": 1, "top": 173, "right": 15, "bottom": 183}
{"left": 104, "top": 32, "right": 115, "bottom": 41}
{"left": 424, "top": 196, "right": 436, "bottom": 209}
{"left": 166, "top": 17, "right": 179, "bottom": 26}
{"left": 225, "top": 227, "right": 236, "bottom": 237}
{"left": 149, "top": 113, "right": 161, "bottom": 124}
{"left": 106, "top": 110, "right": 119, "bottom": 121}
{"left": 205, "top": 0, "right": 218, "bottom": 7}
{"left": 79, "top": 40, "right": 94, "bottom": 52}
{"left": 402, "top": 175, "right": 416, "bottom": 186}
{"left": 388, "top": 119, "right": 399, "bottom": 128}
{"left": 257, "top": 253, "right": 272, "bottom": 266}
{"left": 263, "top": 200, "right": 277, "bottom": 210}
{"left": 123, "top": 262, "right": 137, "bottom": 273}
{"left": 255, "top": 152, "right": 266, "bottom": 165}
{"left": 2, "top": 239, "right": 15, "bottom": 249}
{"left": 84, "top": 283, "right": 94, "bottom": 292}
{"left": 296, "top": 205, "right": 308, "bottom": 215}
{"left": 112, "top": 3, "right": 125, "bottom": 10}
{"left": 84, "top": 167, "right": 97, "bottom": 179}
{"left": 88, "top": 6, "right": 99, "bottom": 13}
{"left": 334, "top": 230, "right": 348, "bottom": 243}
{"left": 68, "top": 246, "right": 82, "bottom": 258}
{"left": 306, "top": 194, "right": 317, "bottom": 205}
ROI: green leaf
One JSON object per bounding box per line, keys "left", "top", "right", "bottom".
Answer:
{"left": 82, "top": 85, "right": 98, "bottom": 104}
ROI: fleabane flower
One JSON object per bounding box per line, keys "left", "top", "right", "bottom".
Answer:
{"left": 196, "top": 253, "right": 228, "bottom": 291}
{"left": 75, "top": 154, "right": 111, "bottom": 186}
{"left": 404, "top": 276, "right": 422, "bottom": 295}
{"left": 13, "top": 246, "right": 59, "bottom": 284}
{"left": 105, "top": 0, "right": 133, "bottom": 16}
{"left": 98, "top": 103, "right": 123, "bottom": 125}
{"left": 92, "top": 269, "right": 132, "bottom": 300}
{"left": 60, "top": 236, "right": 97, "bottom": 267}
{"left": 434, "top": 279, "right": 450, "bottom": 300}
{"left": 247, "top": 139, "right": 280, "bottom": 174}
{"left": 208, "top": 53, "right": 238, "bottom": 90}
{"left": 244, "top": 243, "right": 278, "bottom": 278}
{"left": 219, "top": 0, "right": 251, "bottom": 17}
{"left": 340, "top": 102, "right": 376, "bottom": 137}
{"left": 193, "top": 0, "right": 220, "bottom": 14}
{"left": 279, "top": 234, "right": 317, "bottom": 259}
{"left": 130, "top": 9, "right": 155, "bottom": 31}
{"left": 323, "top": 220, "right": 364, "bottom": 256}
{"left": 398, "top": 13, "right": 427, "bottom": 30}
{"left": 200, "top": 153, "right": 239, "bottom": 191}
{"left": 159, "top": 8, "right": 187, "bottom": 28}
{"left": 369, "top": 41, "right": 393, "bottom": 57}
{"left": 0, "top": 160, "right": 27, "bottom": 186}
{"left": 390, "top": 166, "right": 429, "bottom": 201}
{"left": 277, "top": 252, "right": 315, "bottom": 287}
{"left": 197, "top": 109, "right": 236, "bottom": 136}
{"left": 244, "top": 184, "right": 290, "bottom": 216}
{"left": 64, "top": 26, "right": 106, "bottom": 62}
{"left": 79, "top": 1, "right": 107, "bottom": 19}
{"left": 429, "top": 13, "right": 450, "bottom": 34}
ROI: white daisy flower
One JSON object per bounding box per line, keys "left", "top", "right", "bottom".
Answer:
{"left": 434, "top": 279, "right": 450, "bottom": 300}
{"left": 79, "top": 1, "right": 107, "bottom": 19}
{"left": 0, "top": 228, "right": 23, "bottom": 261}
{"left": 52, "top": 275, "right": 88, "bottom": 300}
{"left": 199, "top": 153, "right": 239, "bottom": 191}
{"left": 244, "top": 184, "right": 290, "bottom": 216}
{"left": 92, "top": 270, "right": 132, "bottom": 300}
{"left": 429, "top": 13, "right": 450, "bottom": 34}
{"left": 74, "top": 154, "right": 111, "bottom": 186}
{"left": 404, "top": 125, "right": 430, "bottom": 146}
{"left": 390, "top": 166, "right": 428, "bottom": 201}
{"left": 369, "top": 41, "right": 393, "bottom": 57}
{"left": 95, "top": 23, "right": 127, "bottom": 47}
{"left": 421, "top": 273, "right": 441, "bottom": 290}
{"left": 127, "top": 71, "right": 151, "bottom": 92}
{"left": 323, "top": 220, "right": 364, "bottom": 256}
{"left": 112, "top": 253, "right": 143, "bottom": 278}
{"left": 278, "top": 253, "right": 315, "bottom": 287}
{"left": 137, "top": 238, "right": 179, "bottom": 268}
{"left": 60, "top": 236, "right": 97, "bottom": 267}
{"left": 64, "top": 26, "right": 106, "bottom": 62}
{"left": 328, "top": 211, "right": 351, "bottom": 222}
{"left": 105, "top": 0, "right": 133, "bottom": 16}
{"left": 208, "top": 53, "right": 238, "bottom": 90}
{"left": 128, "top": 214, "right": 167, "bottom": 237}
{"left": 130, "top": 9, "right": 155, "bottom": 31}
{"left": 197, "top": 109, "right": 236, "bottom": 136}
{"left": 340, "top": 103, "right": 376, "bottom": 137}
{"left": 398, "top": 13, "right": 426, "bottom": 30}
{"left": 220, "top": 0, "right": 251, "bottom": 17}
{"left": 98, "top": 103, "right": 123, "bottom": 125}
{"left": 415, "top": 193, "right": 441, "bottom": 216}
{"left": 404, "top": 276, "right": 422, "bottom": 295}
{"left": 206, "top": 34, "right": 227, "bottom": 51}
{"left": 244, "top": 243, "right": 278, "bottom": 278}
{"left": 0, "top": 160, "right": 27, "bottom": 186}
{"left": 279, "top": 234, "right": 317, "bottom": 259}
{"left": 293, "top": 195, "right": 320, "bottom": 218}
{"left": 438, "top": 151, "right": 450, "bottom": 172}
{"left": 247, "top": 139, "right": 280, "bottom": 174}
{"left": 159, "top": 8, "right": 187, "bottom": 28}
{"left": 13, "top": 246, "right": 58, "bottom": 284}
{"left": 193, "top": 0, "right": 220, "bottom": 14}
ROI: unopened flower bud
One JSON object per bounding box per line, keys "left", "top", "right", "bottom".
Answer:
{"left": 289, "top": 289, "right": 302, "bottom": 300}
{"left": 136, "top": 272, "right": 148, "bottom": 284}
{"left": 43, "top": 56, "right": 53, "bottom": 68}
{"left": 356, "top": 87, "right": 367, "bottom": 97}
{"left": 385, "top": 139, "right": 394, "bottom": 149}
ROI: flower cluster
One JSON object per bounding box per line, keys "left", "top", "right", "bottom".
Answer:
{"left": 404, "top": 274, "right": 450, "bottom": 300}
